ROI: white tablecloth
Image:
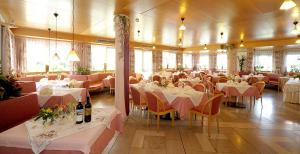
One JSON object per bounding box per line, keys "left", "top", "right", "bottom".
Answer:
{"left": 179, "top": 78, "right": 201, "bottom": 86}
{"left": 216, "top": 82, "right": 251, "bottom": 94}
{"left": 242, "top": 75, "right": 265, "bottom": 81}
{"left": 132, "top": 83, "right": 205, "bottom": 106}
{"left": 283, "top": 79, "right": 300, "bottom": 104}
{"left": 36, "top": 80, "right": 84, "bottom": 90}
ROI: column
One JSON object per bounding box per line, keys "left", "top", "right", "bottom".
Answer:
{"left": 245, "top": 48, "right": 254, "bottom": 72}
{"left": 114, "top": 14, "right": 130, "bottom": 118}
{"left": 273, "top": 46, "right": 284, "bottom": 74}
{"left": 152, "top": 49, "right": 162, "bottom": 73}
{"left": 227, "top": 47, "right": 237, "bottom": 74}
{"left": 176, "top": 51, "right": 183, "bottom": 68}
{"left": 209, "top": 51, "right": 217, "bottom": 71}
{"left": 129, "top": 48, "right": 135, "bottom": 74}
{"left": 192, "top": 51, "right": 200, "bottom": 70}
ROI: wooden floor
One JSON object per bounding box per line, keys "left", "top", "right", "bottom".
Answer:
{"left": 91, "top": 89, "right": 300, "bottom": 154}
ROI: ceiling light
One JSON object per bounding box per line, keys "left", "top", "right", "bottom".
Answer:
{"left": 240, "top": 40, "right": 244, "bottom": 47}
{"left": 179, "top": 17, "right": 186, "bottom": 31}
{"left": 280, "top": 0, "right": 296, "bottom": 10}
{"left": 204, "top": 44, "right": 207, "bottom": 50}
{"left": 67, "top": 0, "right": 80, "bottom": 62}
{"left": 152, "top": 45, "right": 156, "bottom": 49}
{"left": 220, "top": 32, "right": 224, "bottom": 39}
{"left": 53, "top": 12, "right": 60, "bottom": 61}
{"left": 292, "top": 20, "right": 299, "bottom": 34}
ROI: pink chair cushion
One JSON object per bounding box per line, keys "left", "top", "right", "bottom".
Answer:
{"left": 145, "top": 91, "right": 172, "bottom": 112}
{"left": 0, "top": 94, "right": 40, "bottom": 132}
{"left": 17, "top": 81, "right": 36, "bottom": 93}
{"left": 19, "top": 76, "right": 34, "bottom": 81}
{"left": 109, "top": 78, "right": 115, "bottom": 88}
{"left": 193, "top": 84, "right": 206, "bottom": 92}
{"left": 47, "top": 74, "right": 57, "bottom": 80}
{"left": 152, "top": 75, "right": 161, "bottom": 82}
{"left": 69, "top": 75, "right": 88, "bottom": 81}
{"left": 193, "top": 94, "right": 224, "bottom": 116}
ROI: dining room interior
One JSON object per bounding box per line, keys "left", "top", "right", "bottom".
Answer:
{"left": 1, "top": 0, "right": 300, "bottom": 153}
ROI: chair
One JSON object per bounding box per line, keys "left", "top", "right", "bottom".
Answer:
{"left": 183, "top": 81, "right": 193, "bottom": 87}
{"left": 205, "top": 80, "right": 215, "bottom": 95}
{"left": 193, "top": 83, "right": 206, "bottom": 92}
{"left": 247, "top": 77, "right": 259, "bottom": 85}
{"left": 145, "top": 91, "right": 175, "bottom": 130}
{"left": 252, "top": 81, "right": 265, "bottom": 108}
{"left": 189, "top": 94, "right": 224, "bottom": 137}
{"left": 152, "top": 75, "right": 162, "bottom": 82}
{"left": 129, "top": 77, "right": 139, "bottom": 84}
{"left": 130, "top": 87, "right": 147, "bottom": 114}
{"left": 109, "top": 77, "right": 115, "bottom": 95}
{"left": 218, "top": 77, "right": 228, "bottom": 83}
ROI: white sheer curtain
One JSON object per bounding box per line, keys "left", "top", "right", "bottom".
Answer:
{"left": 216, "top": 51, "right": 227, "bottom": 70}
{"left": 162, "top": 51, "right": 176, "bottom": 69}
{"left": 182, "top": 53, "right": 193, "bottom": 69}
{"left": 199, "top": 51, "right": 209, "bottom": 69}
{"left": 134, "top": 49, "right": 152, "bottom": 79}
{"left": 253, "top": 48, "right": 273, "bottom": 71}
{"left": 284, "top": 50, "right": 300, "bottom": 72}
{"left": 91, "top": 45, "right": 115, "bottom": 71}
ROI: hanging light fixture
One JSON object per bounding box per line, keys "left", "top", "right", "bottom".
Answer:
{"left": 179, "top": 17, "right": 186, "bottom": 31}
{"left": 45, "top": 28, "right": 51, "bottom": 73}
{"left": 240, "top": 40, "right": 244, "bottom": 47}
{"left": 178, "top": 39, "right": 183, "bottom": 46}
{"left": 220, "top": 32, "right": 224, "bottom": 39}
{"left": 292, "top": 20, "right": 299, "bottom": 34}
{"left": 204, "top": 44, "right": 208, "bottom": 50}
{"left": 280, "top": 0, "right": 296, "bottom": 10}
{"left": 67, "top": 0, "right": 80, "bottom": 62}
{"left": 295, "top": 35, "right": 300, "bottom": 43}
{"left": 53, "top": 13, "right": 60, "bottom": 61}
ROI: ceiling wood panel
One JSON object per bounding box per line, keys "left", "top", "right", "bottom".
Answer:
{"left": 1, "top": 0, "right": 300, "bottom": 48}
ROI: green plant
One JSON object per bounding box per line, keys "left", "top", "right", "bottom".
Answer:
{"left": 291, "top": 65, "right": 300, "bottom": 73}
{"left": 76, "top": 66, "right": 91, "bottom": 75}
{"left": 255, "top": 65, "right": 264, "bottom": 72}
{"left": 35, "top": 108, "right": 58, "bottom": 124}
{"left": 0, "top": 75, "right": 22, "bottom": 100}
{"left": 238, "top": 56, "right": 246, "bottom": 72}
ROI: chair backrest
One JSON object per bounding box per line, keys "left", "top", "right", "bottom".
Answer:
{"left": 109, "top": 77, "right": 115, "bottom": 88}
{"left": 193, "top": 83, "right": 206, "bottom": 92}
{"left": 253, "top": 81, "right": 265, "bottom": 94}
{"left": 129, "top": 77, "right": 139, "bottom": 84}
{"left": 145, "top": 91, "right": 159, "bottom": 112}
{"left": 218, "top": 77, "right": 228, "bottom": 83}
{"left": 152, "top": 75, "right": 161, "bottom": 82}
{"left": 210, "top": 94, "right": 224, "bottom": 115}
{"left": 247, "top": 77, "right": 259, "bottom": 85}
{"left": 172, "top": 75, "right": 179, "bottom": 83}
{"left": 206, "top": 80, "right": 215, "bottom": 93}
{"left": 130, "top": 86, "right": 141, "bottom": 106}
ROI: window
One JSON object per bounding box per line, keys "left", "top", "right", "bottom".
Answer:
{"left": 253, "top": 50, "right": 273, "bottom": 71}
{"left": 285, "top": 51, "right": 300, "bottom": 72}
{"left": 91, "top": 45, "right": 115, "bottom": 71}
{"left": 26, "top": 38, "right": 71, "bottom": 72}
{"left": 134, "top": 49, "right": 152, "bottom": 79}
{"left": 182, "top": 53, "right": 193, "bottom": 69}
{"left": 199, "top": 51, "right": 209, "bottom": 69}
{"left": 216, "top": 51, "right": 227, "bottom": 70}
{"left": 162, "top": 51, "right": 176, "bottom": 69}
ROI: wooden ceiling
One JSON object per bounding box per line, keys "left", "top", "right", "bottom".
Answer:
{"left": 1, "top": 0, "right": 300, "bottom": 47}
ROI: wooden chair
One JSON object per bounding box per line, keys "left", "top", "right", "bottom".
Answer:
{"left": 145, "top": 91, "right": 175, "bottom": 130}
{"left": 189, "top": 94, "right": 224, "bottom": 137}
{"left": 129, "top": 77, "right": 139, "bottom": 84}
{"left": 247, "top": 77, "right": 259, "bottom": 85}
{"left": 183, "top": 81, "right": 193, "bottom": 87}
{"left": 109, "top": 77, "right": 115, "bottom": 95}
{"left": 193, "top": 83, "right": 206, "bottom": 92}
{"left": 252, "top": 81, "right": 266, "bottom": 108}
{"left": 152, "top": 75, "right": 162, "bottom": 82}
{"left": 218, "top": 77, "right": 228, "bottom": 83}
{"left": 130, "top": 86, "right": 147, "bottom": 115}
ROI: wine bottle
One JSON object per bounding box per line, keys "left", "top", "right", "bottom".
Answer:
{"left": 76, "top": 97, "right": 84, "bottom": 124}
{"left": 84, "top": 97, "right": 92, "bottom": 122}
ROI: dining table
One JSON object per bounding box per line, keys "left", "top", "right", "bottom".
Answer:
{"left": 179, "top": 77, "right": 202, "bottom": 86}
{"left": 0, "top": 107, "right": 123, "bottom": 154}
{"left": 241, "top": 75, "right": 267, "bottom": 81}
{"left": 283, "top": 78, "right": 300, "bottom": 104}
{"left": 131, "top": 82, "right": 208, "bottom": 119}
{"left": 216, "top": 81, "right": 260, "bottom": 108}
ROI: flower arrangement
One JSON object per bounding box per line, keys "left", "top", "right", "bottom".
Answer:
{"left": 153, "top": 79, "right": 169, "bottom": 88}
{"left": 255, "top": 65, "right": 264, "bottom": 72}
{"left": 35, "top": 101, "right": 76, "bottom": 125}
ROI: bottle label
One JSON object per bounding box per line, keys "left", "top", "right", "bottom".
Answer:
{"left": 85, "top": 108, "right": 91, "bottom": 116}
{"left": 76, "top": 109, "right": 83, "bottom": 121}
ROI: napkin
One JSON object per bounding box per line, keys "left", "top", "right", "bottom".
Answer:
{"left": 39, "top": 85, "right": 53, "bottom": 96}
{"left": 40, "top": 78, "right": 48, "bottom": 83}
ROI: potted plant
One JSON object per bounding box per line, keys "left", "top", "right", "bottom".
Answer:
{"left": 76, "top": 66, "right": 91, "bottom": 75}
{"left": 0, "top": 75, "right": 22, "bottom": 100}
{"left": 237, "top": 56, "right": 246, "bottom": 72}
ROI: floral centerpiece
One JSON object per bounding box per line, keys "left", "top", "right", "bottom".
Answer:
{"left": 35, "top": 101, "right": 76, "bottom": 125}
{"left": 153, "top": 78, "right": 170, "bottom": 88}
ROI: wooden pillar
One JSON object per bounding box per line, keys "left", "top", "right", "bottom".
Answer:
{"left": 114, "top": 15, "right": 130, "bottom": 117}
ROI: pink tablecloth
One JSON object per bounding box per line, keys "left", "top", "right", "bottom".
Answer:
{"left": 154, "top": 91, "right": 208, "bottom": 120}
{"left": 218, "top": 85, "right": 259, "bottom": 97}
{"left": 0, "top": 112, "right": 123, "bottom": 154}
{"left": 37, "top": 88, "right": 88, "bottom": 107}
{"left": 102, "top": 78, "right": 110, "bottom": 88}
